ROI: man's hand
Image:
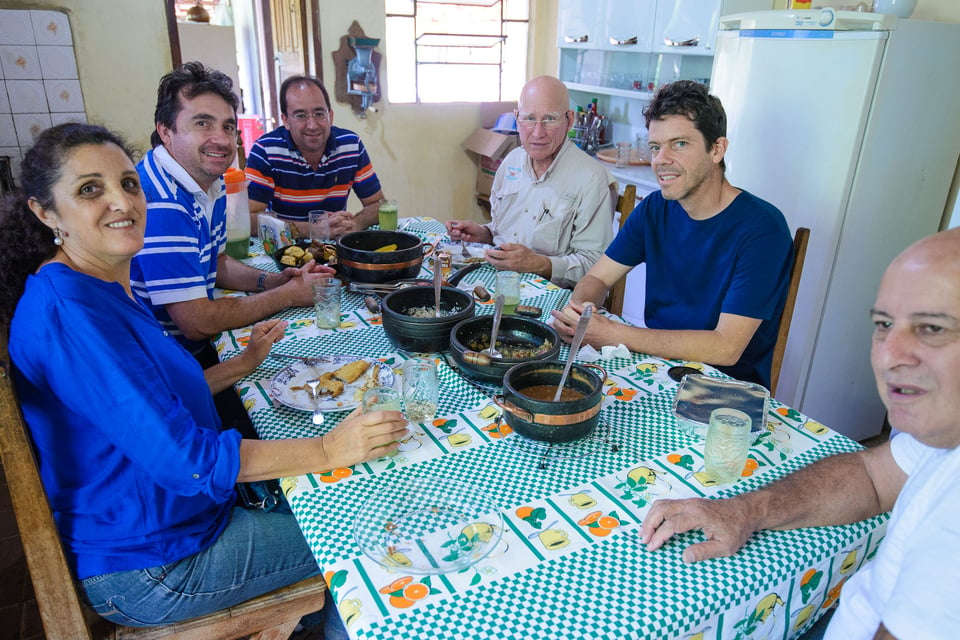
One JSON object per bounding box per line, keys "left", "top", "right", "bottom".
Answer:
{"left": 485, "top": 243, "right": 551, "bottom": 278}
{"left": 550, "top": 301, "right": 620, "bottom": 348}
{"left": 238, "top": 318, "right": 287, "bottom": 368}
{"left": 445, "top": 220, "right": 492, "bottom": 245}
{"left": 640, "top": 497, "right": 756, "bottom": 563}
{"left": 328, "top": 210, "right": 363, "bottom": 239}
{"left": 318, "top": 407, "right": 410, "bottom": 469}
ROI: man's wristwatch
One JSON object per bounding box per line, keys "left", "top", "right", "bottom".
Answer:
{"left": 256, "top": 271, "right": 268, "bottom": 291}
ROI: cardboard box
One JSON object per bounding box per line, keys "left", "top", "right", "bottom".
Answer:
{"left": 462, "top": 128, "right": 519, "bottom": 198}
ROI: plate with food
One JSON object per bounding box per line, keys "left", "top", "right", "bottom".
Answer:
{"left": 272, "top": 242, "right": 336, "bottom": 269}
{"left": 270, "top": 355, "right": 395, "bottom": 412}
{"left": 437, "top": 241, "right": 488, "bottom": 266}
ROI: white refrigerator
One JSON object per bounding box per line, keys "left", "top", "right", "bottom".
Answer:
{"left": 710, "top": 9, "right": 960, "bottom": 440}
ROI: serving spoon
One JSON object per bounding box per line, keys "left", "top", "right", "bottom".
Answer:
{"left": 481, "top": 294, "right": 505, "bottom": 359}
{"left": 433, "top": 254, "right": 443, "bottom": 318}
{"left": 553, "top": 303, "right": 594, "bottom": 402}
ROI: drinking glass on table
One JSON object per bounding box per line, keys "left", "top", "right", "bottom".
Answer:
{"left": 703, "top": 408, "right": 753, "bottom": 484}
{"left": 402, "top": 358, "right": 439, "bottom": 422}
{"left": 378, "top": 199, "right": 398, "bottom": 230}
{"left": 496, "top": 271, "right": 521, "bottom": 315}
{"left": 308, "top": 210, "right": 330, "bottom": 245}
{"left": 362, "top": 387, "right": 402, "bottom": 413}
{"left": 312, "top": 277, "right": 341, "bottom": 329}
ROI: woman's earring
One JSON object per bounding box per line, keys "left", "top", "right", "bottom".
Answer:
{"left": 53, "top": 228, "right": 64, "bottom": 246}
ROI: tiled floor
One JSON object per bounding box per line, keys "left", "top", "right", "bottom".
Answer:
{"left": 0, "top": 420, "right": 892, "bottom": 640}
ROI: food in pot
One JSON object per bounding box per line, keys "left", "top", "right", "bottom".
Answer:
{"left": 467, "top": 334, "right": 553, "bottom": 359}
{"left": 375, "top": 243, "right": 398, "bottom": 252}
{"left": 518, "top": 384, "right": 585, "bottom": 402}
{"left": 404, "top": 305, "right": 458, "bottom": 318}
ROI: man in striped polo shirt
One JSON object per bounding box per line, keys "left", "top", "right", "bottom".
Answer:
{"left": 245, "top": 75, "right": 386, "bottom": 240}
{"left": 132, "top": 63, "right": 331, "bottom": 359}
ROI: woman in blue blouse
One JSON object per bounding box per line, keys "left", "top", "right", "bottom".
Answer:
{"left": 0, "top": 123, "right": 407, "bottom": 631}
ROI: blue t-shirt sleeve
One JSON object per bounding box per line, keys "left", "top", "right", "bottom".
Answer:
{"left": 605, "top": 195, "right": 652, "bottom": 267}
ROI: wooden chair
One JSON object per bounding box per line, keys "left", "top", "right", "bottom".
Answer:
{"left": 0, "top": 328, "right": 326, "bottom": 640}
{"left": 605, "top": 183, "right": 638, "bottom": 317}
{"left": 770, "top": 227, "right": 810, "bottom": 396}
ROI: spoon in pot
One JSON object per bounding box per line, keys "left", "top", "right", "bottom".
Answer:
{"left": 434, "top": 254, "right": 443, "bottom": 318}
{"left": 481, "top": 294, "right": 505, "bottom": 359}
{"left": 553, "top": 303, "right": 594, "bottom": 402}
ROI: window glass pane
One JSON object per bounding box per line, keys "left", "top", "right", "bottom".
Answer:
{"left": 417, "top": 2, "right": 502, "bottom": 36}
{"left": 386, "top": 16, "right": 417, "bottom": 103}
{"left": 417, "top": 64, "right": 501, "bottom": 102}
{"left": 503, "top": 0, "right": 529, "bottom": 21}
{"left": 385, "top": 0, "right": 414, "bottom": 16}
{"left": 501, "top": 21, "right": 527, "bottom": 101}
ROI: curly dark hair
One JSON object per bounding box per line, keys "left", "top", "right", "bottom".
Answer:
{"left": 279, "top": 75, "right": 331, "bottom": 116}
{"left": 0, "top": 123, "right": 136, "bottom": 322}
{"left": 644, "top": 80, "right": 727, "bottom": 171}
{"left": 149, "top": 61, "right": 239, "bottom": 148}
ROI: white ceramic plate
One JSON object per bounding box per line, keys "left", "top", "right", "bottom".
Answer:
{"left": 353, "top": 477, "right": 504, "bottom": 575}
{"left": 270, "top": 355, "right": 395, "bottom": 412}
{"left": 437, "top": 241, "right": 488, "bottom": 266}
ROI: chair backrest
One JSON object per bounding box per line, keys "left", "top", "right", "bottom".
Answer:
{"left": 770, "top": 227, "right": 810, "bottom": 396}
{"left": 605, "top": 183, "right": 637, "bottom": 317}
{"left": 0, "top": 325, "right": 327, "bottom": 640}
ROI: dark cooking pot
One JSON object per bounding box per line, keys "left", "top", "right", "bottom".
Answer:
{"left": 382, "top": 286, "right": 475, "bottom": 352}
{"left": 496, "top": 362, "right": 606, "bottom": 443}
{"left": 449, "top": 316, "right": 560, "bottom": 384}
{"left": 337, "top": 230, "right": 429, "bottom": 284}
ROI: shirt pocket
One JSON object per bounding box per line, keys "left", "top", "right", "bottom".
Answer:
{"left": 531, "top": 193, "right": 578, "bottom": 257}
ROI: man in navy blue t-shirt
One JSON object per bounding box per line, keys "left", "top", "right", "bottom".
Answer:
{"left": 551, "top": 81, "right": 792, "bottom": 387}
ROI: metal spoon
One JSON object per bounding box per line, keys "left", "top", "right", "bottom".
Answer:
{"left": 305, "top": 378, "right": 324, "bottom": 426}
{"left": 482, "top": 294, "right": 505, "bottom": 359}
{"left": 433, "top": 255, "right": 443, "bottom": 318}
{"left": 553, "top": 303, "right": 594, "bottom": 402}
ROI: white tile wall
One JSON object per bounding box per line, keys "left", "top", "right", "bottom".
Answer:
{"left": 0, "top": 9, "right": 85, "bottom": 186}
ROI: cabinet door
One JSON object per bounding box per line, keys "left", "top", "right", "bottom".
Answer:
{"left": 558, "top": 0, "right": 604, "bottom": 49}
{"left": 653, "top": 0, "right": 722, "bottom": 56}
{"left": 602, "top": 0, "right": 657, "bottom": 52}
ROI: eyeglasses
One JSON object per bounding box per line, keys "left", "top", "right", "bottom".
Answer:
{"left": 516, "top": 112, "right": 567, "bottom": 130}
{"left": 287, "top": 109, "right": 329, "bottom": 122}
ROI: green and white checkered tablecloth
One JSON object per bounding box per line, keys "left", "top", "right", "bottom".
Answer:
{"left": 214, "top": 219, "right": 887, "bottom": 640}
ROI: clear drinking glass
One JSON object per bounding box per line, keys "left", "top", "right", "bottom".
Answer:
{"left": 378, "top": 199, "right": 398, "bottom": 231}
{"left": 615, "top": 141, "right": 632, "bottom": 168}
{"left": 703, "top": 408, "right": 753, "bottom": 484}
{"left": 312, "top": 277, "right": 341, "bottom": 329}
{"left": 496, "top": 271, "right": 521, "bottom": 315}
{"left": 308, "top": 210, "right": 330, "bottom": 245}
{"left": 402, "top": 358, "right": 439, "bottom": 422}
{"left": 362, "top": 387, "right": 402, "bottom": 413}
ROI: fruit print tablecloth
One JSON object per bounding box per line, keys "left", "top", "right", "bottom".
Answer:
{"left": 215, "top": 220, "right": 888, "bottom": 640}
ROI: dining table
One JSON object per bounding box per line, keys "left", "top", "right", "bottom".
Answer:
{"left": 213, "top": 217, "right": 888, "bottom": 640}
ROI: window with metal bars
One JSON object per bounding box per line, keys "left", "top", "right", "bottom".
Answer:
{"left": 385, "top": 0, "right": 529, "bottom": 103}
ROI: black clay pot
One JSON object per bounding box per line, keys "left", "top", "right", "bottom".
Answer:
{"left": 496, "top": 362, "right": 606, "bottom": 443}
{"left": 449, "top": 316, "right": 561, "bottom": 384}
{"left": 337, "top": 230, "right": 427, "bottom": 284}
{"left": 382, "top": 286, "right": 475, "bottom": 352}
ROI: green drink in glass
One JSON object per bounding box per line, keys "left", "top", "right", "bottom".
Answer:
{"left": 378, "top": 199, "right": 398, "bottom": 231}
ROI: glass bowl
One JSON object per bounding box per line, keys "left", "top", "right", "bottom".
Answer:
{"left": 353, "top": 477, "right": 504, "bottom": 575}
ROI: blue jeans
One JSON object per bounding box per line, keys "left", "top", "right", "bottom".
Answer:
{"left": 81, "top": 506, "right": 325, "bottom": 627}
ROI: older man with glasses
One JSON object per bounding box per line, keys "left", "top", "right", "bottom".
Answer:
{"left": 245, "top": 75, "right": 386, "bottom": 239}
{"left": 446, "top": 75, "right": 615, "bottom": 288}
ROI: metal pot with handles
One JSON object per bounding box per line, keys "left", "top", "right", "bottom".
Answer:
{"left": 495, "top": 361, "right": 606, "bottom": 443}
